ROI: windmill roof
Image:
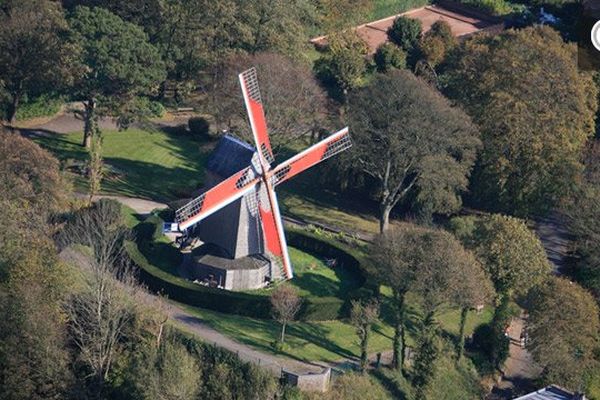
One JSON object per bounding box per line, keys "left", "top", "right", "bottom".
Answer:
{"left": 206, "top": 134, "right": 255, "bottom": 178}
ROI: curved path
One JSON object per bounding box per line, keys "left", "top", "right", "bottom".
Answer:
{"left": 89, "top": 194, "right": 326, "bottom": 377}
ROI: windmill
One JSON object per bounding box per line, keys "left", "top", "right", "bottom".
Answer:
{"left": 175, "top": 68, "right": 351, "bottom": 282}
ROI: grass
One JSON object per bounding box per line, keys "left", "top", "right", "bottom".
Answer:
{"left": 175, "top": 298, "right": 493, "bottom": 363}
{"left": 369, "top": 0, "right": 430, "bottom": 21}
{"left": 249, "top": 247, "right": 362, "bottom": 298}
{"left": 34, "top": 129, "right": 210, "bottom": 201}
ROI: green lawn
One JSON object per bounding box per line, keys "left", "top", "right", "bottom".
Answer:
{"left": 34, "top": 129, "right": 210, "bottom": 201}
{"left": 369, "top": 0, "right": 430, "bottom": 20}
{"left": 249, "top": 247, "right": 362, "bottom": 298}
{"left": 175, "top": 299, "right": 493, "bottom": 363}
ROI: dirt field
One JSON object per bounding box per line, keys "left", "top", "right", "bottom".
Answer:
{"left": 311, "top": 4, "right": 501, "bottom": 54}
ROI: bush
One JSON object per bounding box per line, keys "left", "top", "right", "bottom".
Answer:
{"left": 374, "top": 43, "right": 407, "bottom": 72}
{"left": 148, "top": 100, "right": 165, "bottom": 118}
{"left": 188, "top": 117, "right": 211, "bottom": 140}
{"left": 15, "top": 94, "right": 63, "bottom": 121}
{"left": 387, "top": 16, "right": 422, "bottom": 52}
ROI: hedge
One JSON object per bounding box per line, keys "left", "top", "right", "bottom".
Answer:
{"left": 127, "top": 222, "right": 375, "bottom": 321}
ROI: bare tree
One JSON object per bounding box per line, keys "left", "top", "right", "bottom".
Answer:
{"left": 270, "top": 285, "right": 301, "bottom": 343}
{"left": 350, "top": 299, "right": 379, "bottom": 373}
{"left": 61, "top": 199, "right": 142, "bottom": 394}
{"left": 204, "top": 52, "right": 331, "bottom": 152}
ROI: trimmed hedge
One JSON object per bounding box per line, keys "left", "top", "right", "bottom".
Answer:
{"left": 127, "top": 222, "right": 374, "bottom": 321}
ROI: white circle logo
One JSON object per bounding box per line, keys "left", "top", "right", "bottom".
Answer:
{"left": 591, "top": 20, "right": 600, "bottom": 52}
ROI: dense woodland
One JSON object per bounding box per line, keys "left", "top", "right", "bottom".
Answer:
{"left": 1, "top": 0, "right": 600, "bottom": 399}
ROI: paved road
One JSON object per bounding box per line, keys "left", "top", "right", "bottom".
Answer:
{"left": 489, "top": 313, "right": 542, "bottom": 399}
{"left": 534, "top": 211, "right": 572, "bottom": 274}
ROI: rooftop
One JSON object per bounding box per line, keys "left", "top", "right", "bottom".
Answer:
{"left": 206, "top": 134, "right": 255, "bottom": 178}
{"left": 515, "top": 385, "right": 586, "bottom": 400}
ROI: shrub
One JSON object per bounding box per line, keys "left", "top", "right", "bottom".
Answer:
{"left": 148, "top": 100, "right": 165, "bottom": 118}
{"left": 374, "top": 43, "right": 407, "bottom": 72}
{"left": 188, "top": 117, "right": 211, "bottom": 140}
{"left": 387, "top": 16, "right": 422, "bottom": 52}
{"left": 15, "top": 94, "right": 63, "bottom": 121}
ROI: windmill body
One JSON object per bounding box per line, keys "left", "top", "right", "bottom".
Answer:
{"left": 176, "top": 68, "right": 351, "bottom": 291}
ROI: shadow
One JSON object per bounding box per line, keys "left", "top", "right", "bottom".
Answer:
{"left": 286, "top": 322, "right": 358, "bottom": 361}
{"left": 371, "top": 368, "right": 410, "bottom": 400}
{"left": 21, "top": 125, "right": 213, "bottom": 203}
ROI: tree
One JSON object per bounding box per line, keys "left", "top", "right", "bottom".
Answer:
{"left": 444, "top": 26, "right": 597, "bottom": 215}
{"left": 387, "top": 16, "right": 421, "bottom": 52}
{"left": 350, "top": 299, "right": 379, "bottom": 373}
{"left": 346, "top": 70, "right": 480, "bottom": 232}
{"left": 0, "top": 129, "right": 73, "bottom": 400}
{"left": 270, "top": 285, "right": 301, "bottom": 343}
{"left": 526, "top": 278, "right": 600, "bottom": 390}
{"left": 61, "top": 200, "right": 142, "bottom": 395}
{"left": 0, "top": 0, "right": 75, "bottom": 123}
{"left": 0, "top": 129, "right": 68, "bottom": 236}
{"left": 132, "top": 337, "right": 202, "bottom": 400}
{"left": 374, "top": 42, "right": 406, "bottom": 72}
{"left": 412, "top": 312, "right": 439, "bottom": 399}
{"left": 468, "top": 214, "right": 551, "bottom": 297}
{"left": 450, "top": 213, "right": 551, "bottom": 367}
{"left": 0, "top": 240, "right": 74, "bottom": 400}
{"left": 418, "top": 20, "right": 456, "bottom": 67}
{"left": 565, "top": 140, "right": 600, "bottom": 300}
{"left": 315, "top": 31, "right": 369, "bottom": 96}
{"left": 316, "top": 0, "right": 372, "bottom": 32}
{"left": 371, "top": 225, "right": 421, "bottom": 371}
{"left": 68, "top": 6, "right": 166, "bottom": 148}
{"left": 206, "top": 52, "right": 330, "bottom": 150}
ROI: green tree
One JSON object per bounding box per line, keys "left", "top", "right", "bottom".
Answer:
{"left": 0, "top": 130, "right": 72, "bottom": 400}
{"left": 373, "top": 42, "right": 406, "bottom": 72}
{"left": 68, "top": 6, "right": 166, "bottom": 148}
{"left": 387, "top": 16, "right": 421, "bottom": 52}
{"left": 469, "top": 214, "right": 551, "bottom": 297}
{"left": 315, "top": 31, "right": 368, "bottom": 96}
{"left": 0, "top": 0, "right": 75, "bottom": 124}
{"left": 419, "top": 20, "right": 456, "bottom": 67}
{"left": 566, "top": 141, "right": 600, "bottom": 301}
{"left": 444, "top": 26, "right": 597, "bottom": 215}
{"left": 412, "top": 312, "right": 439, "bottom": 399}
{"left": 526, "top": 278, "right": 600, "bottom": 390}
{"left": 372, "top": 225, "right": 493, "bottom": 370}
{"left": 132, "top": 338, "right": 201, "bottom": 400}
{"left": 346, "top": 70, "right": 480, "bottom": 232}
{"left": 0, "top": 241, "right": 73, "bottom": 400}
{"left": 350, "top": 299, "right": 379, "bottom": 373}
{"left": 450, "top": 213, "right": 551, "bottom": 367}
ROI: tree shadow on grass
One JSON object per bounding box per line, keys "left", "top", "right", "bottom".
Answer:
{"left": 182, "top": 310, "right": 357, "bottom": 364}
{"left": 25, "top": 127, "right": 212, "bottom": 202}
{"left": 371, "top": 368, "right": 411, "bottom": 400}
